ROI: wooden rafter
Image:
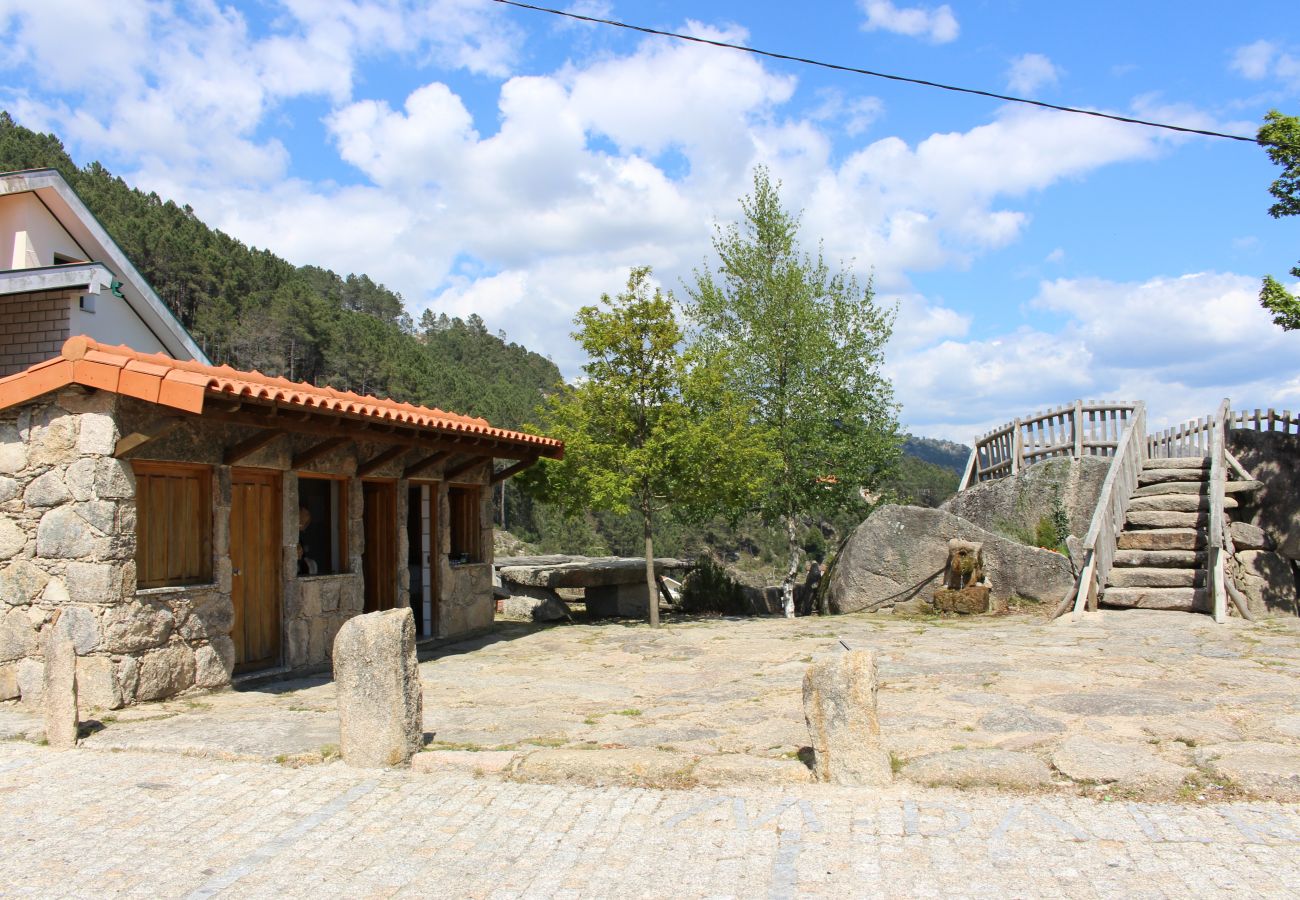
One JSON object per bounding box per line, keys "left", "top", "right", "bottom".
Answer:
{"left": 490, "top": 457, "right": 539, "bottom": 484}
{"left": 357, "top": 445, "right": 409, "bottom": 478}
{"left": 444, "top": 455, "right": 490, "bottom": 481}
{"left": 404, "top": 450, "right": 452, "bottom": 479}
{"left": 114, "top": 417, "right": 184, "bottom": 457}
{"left": 223, "top": 429, "right": 284, "bottom": 466}
{"left": 292, "top": 437, "right": 350, "bottom": 470}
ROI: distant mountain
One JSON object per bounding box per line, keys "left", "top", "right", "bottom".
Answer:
{"left": 902, "top": 435, "right": 971, "bottom": 474}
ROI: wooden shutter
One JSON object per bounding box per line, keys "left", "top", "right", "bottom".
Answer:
{"left": 449, "top": 486, "right": 481, "bottom": 562}
{"left": 134, "top": 462, "right": 213, "bottom": 589}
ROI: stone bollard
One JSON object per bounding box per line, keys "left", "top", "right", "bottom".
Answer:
{"left": 42, "top": 612, "right": 79, "bottom": 748}
{"left": 802, "top": 649, "right": 891, "bottom": 785}
{"left": 333, "top": 608, "right": 423, "bottom": 768}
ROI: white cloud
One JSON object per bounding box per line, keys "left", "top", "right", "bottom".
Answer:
{"left": 896, "top": 272, "right": 1296, "bottom": 442}
{"left": 1006, "top": 53, "right": 1060, "bottom": 95}
{"left": 1045, "top": 247, "right": 1065, "bottom": 264}
{"left": 859, "top": 0, "right": 959, "bottom": 44}
{"left": 1229, "top": 38, "right": 1300, "bottom": 88}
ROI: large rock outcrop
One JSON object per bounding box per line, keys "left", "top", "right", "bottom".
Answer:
{"left": 940, "top": 456, "right": 1109, "bottom": 540}
{"left": 825, "top": 505, "right": 1075, "bottom": 614}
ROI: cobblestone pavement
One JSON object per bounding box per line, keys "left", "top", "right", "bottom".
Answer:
{"left": 2, "top": 742, "right": 1299, "bottom": 898}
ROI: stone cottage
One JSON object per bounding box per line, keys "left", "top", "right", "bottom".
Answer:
{"left": 0, "top": 336, "right": 563, "bottom": 708}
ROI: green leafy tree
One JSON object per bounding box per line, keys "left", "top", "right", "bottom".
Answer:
{"left": 525, "top": 267, "right": 767, "bottom": 626}
{"left": 1258, "top": 110, "right": 1300, "bottom": 329}
{"left": 687, "top": 167, "right": 900, "bottom": 617}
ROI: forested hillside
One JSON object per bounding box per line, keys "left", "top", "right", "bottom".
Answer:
{"left": 0, "top": 112, "right": 561, "bottom": 430}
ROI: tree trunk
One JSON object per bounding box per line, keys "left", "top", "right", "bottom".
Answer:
{"left": 781, "top": 513, "right": 800, "bottom": 618}
{"left": 643, "top": 510, "right": 659, "bottom": 628}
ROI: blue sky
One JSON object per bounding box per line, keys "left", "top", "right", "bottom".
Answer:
{"left": 1, "top": 0, "right": 1298, "bottom": 441}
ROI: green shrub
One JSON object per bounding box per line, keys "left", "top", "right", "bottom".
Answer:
{"left": 679, "top": 557, "right": 750, "bottom": 615}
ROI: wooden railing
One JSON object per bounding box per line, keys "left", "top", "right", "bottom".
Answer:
{"left": 1227, "top": 408, "right": 1300, "bottom": 434}
{"left": 1148, "top": 414, "right": 1217, "bottom": 459}
{"left": 1071, "top": 402, "right": 1147, "bottom": 617}
{"left": 959, "top": 401, "right": 1140, "bottom": 490}
{"left": 1206, "top": 398, "right": 1230, "bottom": 623}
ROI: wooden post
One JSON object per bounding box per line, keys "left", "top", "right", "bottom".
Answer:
{"left": 1074, "top": 400, "right": 1083, "bottom": 458}
{"left": 1011, "top": 419, "right": 1023, "bottom": 474}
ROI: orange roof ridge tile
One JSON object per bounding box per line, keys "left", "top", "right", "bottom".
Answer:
{"left": 1, "top": 336, "right": 562, "bottom": 456}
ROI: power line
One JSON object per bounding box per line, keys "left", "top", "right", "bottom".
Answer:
{"left": 491, "top": 0, "right": 1288, "bottom": 150}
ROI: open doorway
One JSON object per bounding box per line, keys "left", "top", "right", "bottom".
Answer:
{"left": 407, "top": 484, "right": 437, "bottom": 638}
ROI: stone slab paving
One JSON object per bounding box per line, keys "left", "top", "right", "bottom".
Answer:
{"left": 7, "top": 608, "right": 1299, "bottom": 798}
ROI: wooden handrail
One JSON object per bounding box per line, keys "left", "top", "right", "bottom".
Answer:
{"left": 1206, "top": 398, "right": 1230, "bottom": 623}
{"left": 1071, "top": 402, "right": 1147, "bottom": 618}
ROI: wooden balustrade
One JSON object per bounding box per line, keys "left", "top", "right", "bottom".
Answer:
{"left": 958, "top": 401, "right": 1138, "bottom": 490}
{"left": 1206, "top": 398, "right": 1230, "bottom": 624}
{"left": 1070, "top": 402, "right": 1147, "bottom": 617}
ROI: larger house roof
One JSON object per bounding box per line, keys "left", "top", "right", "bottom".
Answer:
{"left": 0, "top": 336, "right": 564, "bottom": 458}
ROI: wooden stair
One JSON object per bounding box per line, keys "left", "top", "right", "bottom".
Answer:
{"left": 1104, "top": 457, "right": 1212, "bottom": 611}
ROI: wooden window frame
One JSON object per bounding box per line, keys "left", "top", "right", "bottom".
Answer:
{"left": 296, "top": 474, "right": 350, "bottom": 576}
{"left": 448, "top": 484, "right": 482, "bottom": 565}
{"left": 133, "top": 460, "right": 214, "bottom": 590}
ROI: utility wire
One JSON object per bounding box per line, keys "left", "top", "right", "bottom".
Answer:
{"left": 492, "top": 0, "right": 1290, "bottom": 150}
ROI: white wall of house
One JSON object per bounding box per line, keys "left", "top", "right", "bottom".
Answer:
{"left": 0, "top": 192, "right": 86, "bottom": 268}
{"left": 69, "top": 291, "right": 170, "bottom": 355}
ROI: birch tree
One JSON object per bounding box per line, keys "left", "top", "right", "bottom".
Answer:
{"left": 686, "top": 168, "right": 900, "bottom": 617}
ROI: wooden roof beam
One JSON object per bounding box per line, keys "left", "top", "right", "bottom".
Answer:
{"left": 358, "top": 445, "right": 409, "bottom": 478}
{"left": 404, "top": 450, "right": 452, "bottom": 479}
{"left": 444, "top": 455, "right": 490, "bottom": 482}
{"left": 223, "top": 429, "right": 284, "bottom": 465}
{"left": 114, "top": 417, "right": 184, "bottom": 457}
{"left": 490, "top": 457, "right": 540, "bottom": 484}
{"left": 292, "top": 437, "right": 350, "bottom": 470}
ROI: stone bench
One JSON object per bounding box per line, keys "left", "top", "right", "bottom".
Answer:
{"left": 494, "top": 556, "right": 692, "bottom": 617}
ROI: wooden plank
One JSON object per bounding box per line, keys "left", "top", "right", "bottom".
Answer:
{"left": 958, "top": 447, "right": 977, "bottom": 491}
{"left": 362, "top": 481, "right": 397, "bottom": 613}
{"left": 291, "top": 437, "right": 349, "bottom": 469}
{"left": 1074, "top": 400, "right": 1084, "bottom": 458}
{"left": 357, "top": 445, "right": 409, "bottom": 477}
{"left": 1011, "top": 419, "right": 1023, "bottom": 474}
{"left": 223, "top": 429, "right": 284, "bottom": 466}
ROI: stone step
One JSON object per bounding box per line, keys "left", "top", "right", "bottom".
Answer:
{"left": 1224, "top": 480, "right": 1263, "bottom": 494}
{"left": 1127, "top": 494, "right": 1237, "bottom": 512}
{"left": 1106, "top": 567, "right": 1202, "bottom": 589}
{"left": 1125, "top": 510, "right": 1206, "bottom": 529}
{"left": 1132, "top": 482, "right": 1207, "bottom": 498}
{"left": 1142, "top": 457, "right": 1209, "bottom": 470}
{"left": 1116, "top": 528, "right": 1205, "bottom": 551}
{"left": 1101, "top": 586, "right": 1207, "bottom": 612}
{"left": 1112, "top": 549, "right": 1203, "bottom": 568}
{"left": 1138, "top": 469, "right": 1210, "bottom": 487}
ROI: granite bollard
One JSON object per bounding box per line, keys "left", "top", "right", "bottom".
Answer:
{"left": 333, "top": 608, "right": 423, "bottom": 767}
{"left": 42, "top": 612, "right": 79, "bottom": 748}
{"left": 802, "top": 648, "right": 891, "bottom": 785}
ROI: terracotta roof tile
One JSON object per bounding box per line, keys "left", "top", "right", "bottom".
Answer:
{"left": 0, "top": 336, "right": 563, "bottom": 457}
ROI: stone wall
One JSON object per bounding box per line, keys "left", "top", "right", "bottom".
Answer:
{"left": 0, "top": 388, "right": 157, "bottom": 709}
{"left": 2, "top": 390, "right": 500, "bottom": 709}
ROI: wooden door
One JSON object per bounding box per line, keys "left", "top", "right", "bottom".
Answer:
{"left": 230, "top": 469, "right": 281, "bottom": 672}
{"left": 363, "top": 481, "right": 397, "bottom": 613}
